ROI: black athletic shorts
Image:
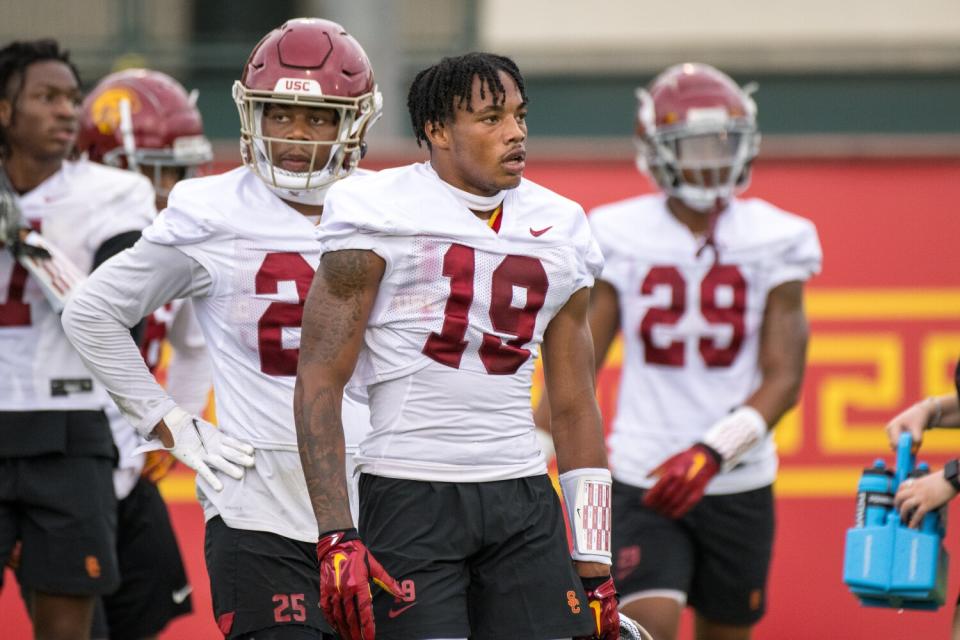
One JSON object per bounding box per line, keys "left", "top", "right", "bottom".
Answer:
{"left": 100, "top": 476, "right": 192, "bottom": 639}
{"left": 611, "top": 480, "right": 775, "bottom": 626}
{"left": 0, "top": 451, "right": 119, "bottom": 596}
{"left": 205, "top": 516, "right": 333, "bottom": 638}
{"left": 358, "top": 473, "right": 596, "bottom": 640}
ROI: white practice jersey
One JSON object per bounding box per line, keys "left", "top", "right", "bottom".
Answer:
{"left": 142, "top": 167, "right": 369, "bottom": 541}
{"left": 319, "top": 162, "right": 603, "bottom": 483}
{"left": 0, "top": 160, "right": 154, "bottom": 411}
{"left": 590, "top": 194, "right": 821, "bottom": 494}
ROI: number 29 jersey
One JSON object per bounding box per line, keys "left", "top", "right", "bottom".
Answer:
{"left": 319, "top": 162, "right": 603, "bottom": 483}
{"left": 590, "top": 194, "right": 822, "bottom": 494}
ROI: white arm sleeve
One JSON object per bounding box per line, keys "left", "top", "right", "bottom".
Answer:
{"left": 61, "top": 239, "right": 213, "bottom": 436}
{"left": 165, "top": 299, "right": 212, "bottom": 416}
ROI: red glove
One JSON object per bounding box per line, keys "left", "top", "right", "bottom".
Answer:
{"left": 643, "top": 443, "right": 721, "bottom": 519}
{"left": 316, "top": 528, "right": 404, "bottom": 640}
{"left": 575, "top": 576, "right": 620, "bottom": 640}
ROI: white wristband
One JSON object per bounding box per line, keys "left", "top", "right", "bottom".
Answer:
{"left": 703, "top": 406, "right": 767, "bottom": 471}
{"left": 558, "top": 467, "right": 612, "bottom": 565}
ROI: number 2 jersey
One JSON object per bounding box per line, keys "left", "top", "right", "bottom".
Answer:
{"left": 65, "top": 166, "right": 370, "bottom": 541}
{"left": 0, "top": 160, "right": 154, "bottom": 413}
{"left": 589, "top": 194, "right": 822, "bottom": 494}
{"left": 318, "top": 162, "right": 603, "bottom": 483}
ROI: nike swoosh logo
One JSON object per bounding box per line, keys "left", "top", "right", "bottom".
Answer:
{"left": 388, "top": 602, "right": 417, "bottom": 618}
{"left": 529, "top": 226, "right": 552, "bottom": 237}
{"left": 333, "top": 552, "right": 348, "bottom": 591}
{"left": 686, "top": 452, "right": 706, "bottom": 480}
{"left": 589, "top": 600, "right": 602, "bottom": 632}
{"left": 172, "top": 584, "right": 193, "bottom": 604}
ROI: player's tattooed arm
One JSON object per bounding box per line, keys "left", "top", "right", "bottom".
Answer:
{"left": 295, "top": 249, "right": 385, "bottom": 532}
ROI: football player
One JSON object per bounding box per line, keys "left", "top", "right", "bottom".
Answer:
{"left": 295, "top": 52, "right": 619, "bottom": 640}
{"left": 75, "top": 67, "right": 215, "bottom": 640}
{"left": 560, "top": 63, "right": 821, "bottom": 640}
{"left": 0, "top": 39, "right": 155, "bottom": 638}
{"left": 62, "top": 18, "right": 378, "bottom": 640}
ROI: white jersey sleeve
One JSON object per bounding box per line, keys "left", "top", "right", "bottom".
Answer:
{"left": 82, "top": 168, "right": 156, "bottom": 253}
{"left": 589, "top": 195, "right": 645, "bottom": 295}
{"left": 590, "top": 195, "right": 821, "bottom": 494}
{"left": 61, "top": 239, "right": 213, "bottom": 435}
{"left": 0, "top": 160, "right": 155, "bottom": 412}
{"left": 319, "top": 163, "right": 601, "bottom": 483}
{"left": 764, "top": 213, "right": 822, "bottom": 290}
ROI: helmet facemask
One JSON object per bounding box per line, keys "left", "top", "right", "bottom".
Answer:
{"left": 234, "top": 81, "right": 382, "bottom": 205}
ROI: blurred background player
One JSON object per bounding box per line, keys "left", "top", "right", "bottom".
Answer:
{"left": 0, "top": 39, "right": 155, "bottom": 639}
{"left": 78, "top": 68, "right": 213, "bottom": 209}
{"left": 62, "top": 18, "right": 379, "bottom": 639}
{"left": 569, "top": 63, "right": 822, "bottom": 640}
{"left": 296, "top": 52, "right": 618, "bottom": 640}
{"left": 75, "top": 67, "right": 215, "bottom": 640}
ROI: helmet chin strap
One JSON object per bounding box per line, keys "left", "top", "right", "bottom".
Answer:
{"left": 695, "top": 198, "right": 726, "bottom": 264}
{"left": 677, "top": 184, "right": 731, "bottom": 214}
{"left": 682, "top": 195, "right": 718, "bottom": 214}
{"left": 265, "top": 181, "right": 331, "bottom": 206}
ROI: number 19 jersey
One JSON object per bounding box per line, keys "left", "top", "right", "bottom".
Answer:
{"left": 319, "top": 162, "right": 603, "bottom": 483}
{"left": 589, "top": 194, "right": 821, "bottom": 494}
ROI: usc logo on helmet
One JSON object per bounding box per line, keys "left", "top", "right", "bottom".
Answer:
{"left": 89, "top": 88, "right": 140, "bottom": 135}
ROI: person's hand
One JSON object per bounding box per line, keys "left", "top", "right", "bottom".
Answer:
{"left": 574, "top": 575, "right": 619, "bottom": 640}
{"left": 316, "top": 528, "right": 405, "bottom": 640}
{"left": 137, "top": 407, "right": 255, "bottom": 491}
{"left": 643, "top": 443, "right": 721, "bottom": 518}
{"left": 885, "top": 399, "right": 937, "bottom": 452}
{"left": 894, "top": 471, "right": 956, "bottom": 529}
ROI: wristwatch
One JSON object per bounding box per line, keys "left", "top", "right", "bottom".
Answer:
{"left": 943, "top": 459, "right": 960, "bottom": 493}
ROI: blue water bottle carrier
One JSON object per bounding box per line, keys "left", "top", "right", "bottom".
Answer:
{"left": 842, "top": 432, "right": 949, "bottom": 610}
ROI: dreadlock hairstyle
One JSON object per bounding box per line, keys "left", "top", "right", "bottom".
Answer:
{"left": 407, "top": 52, "right": 527, "bottom": 149}
{"left": 0, "top": 39, "right": 80, "bottom": 158}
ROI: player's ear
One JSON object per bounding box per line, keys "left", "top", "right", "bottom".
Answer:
{"left": 424, "top": 119, "right": 450, "bottom": 150}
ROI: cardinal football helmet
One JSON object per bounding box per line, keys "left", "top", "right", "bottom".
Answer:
{"left": 635, "top": 62, "right": 760, "bottom": 212}
{"left": 233, "top": 17, "right": 382, "bottom": 205}
{"left": 77, "top": 69, "right": 212, "bottom": 197}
